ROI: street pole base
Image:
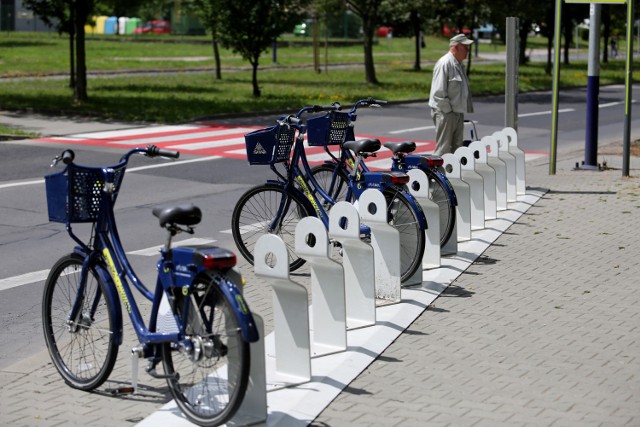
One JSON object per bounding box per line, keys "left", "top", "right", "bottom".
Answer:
{"left": 574, "top": 161, "right": 603, "bottom": 171}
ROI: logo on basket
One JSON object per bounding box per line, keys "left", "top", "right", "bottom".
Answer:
{"left": 253, "top": 143, "right": 267, "bottom": 155}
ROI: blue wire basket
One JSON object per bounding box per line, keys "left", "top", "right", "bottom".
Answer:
{"left": 45, "top": 165, "right": 126, "bottom": 223}
{"left": 245, "top": 125, "right": 296, "bottom": 165}
{"left": 307, "top": 111, "right": 353, "bottom": 146}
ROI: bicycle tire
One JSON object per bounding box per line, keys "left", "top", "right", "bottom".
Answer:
{"left": 231, "top": 183, "right": 312, "bottom": 272}
{"left": 383, "top": 187, "right": 426, "bottom": 282}
{"left": 311, "top": 164, "right": 425, "bottom": 281}
{"left": 42, "top": 253, "right": 118, "bottom": 391}
{"left": 162, "top": 273, "right": 250, "bottom": 427}
{"left": 309, "top": 163, "right": 350, "bottom": 206}
{"left": 423, "top": 169, "right": 456, "bottom": 247}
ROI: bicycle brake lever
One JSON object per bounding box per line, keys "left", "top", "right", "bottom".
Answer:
{"left": 50, "top": 156, "right": 62, "bottom": 168}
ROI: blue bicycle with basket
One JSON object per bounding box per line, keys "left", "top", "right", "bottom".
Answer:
{"left": 43, "top": 146, "right": 258, "bottom": 427}
{"left": 307, "top": 97, "right": 458, "bottom": 246}
{"left": 231, "top": 104, "right": 427, "bottom": 282}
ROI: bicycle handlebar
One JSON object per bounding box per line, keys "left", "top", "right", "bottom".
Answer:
{"left": 294, "top": 103, "right": 341, "bottom": 118}
{"left": 50, "top": 145, "right": 180, "bottom": 168}
{"left": 349, "top": 97, "right": 387, "bottom": 115}
{"left": 146, "top": 145, "right": 180, "bottom": 159}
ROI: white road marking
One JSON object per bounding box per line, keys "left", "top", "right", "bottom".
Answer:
{"left": 0, "top": 238, "right": 218, "bottom": 290}
{"left": 389, "top": 125, "right": 435, "bottom": 134}
{"left": 518, "top": 108, "right": 575, "bottom": 118}
{"left": 0, "top": 269, "right": 50, "bottom": 291}
{"left": 127, "top": 238, "right": 217, "bottom": 256}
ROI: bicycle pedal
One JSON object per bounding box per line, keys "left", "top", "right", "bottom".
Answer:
{"left": 107, "top": 386, "right": 135, "bottom": 396}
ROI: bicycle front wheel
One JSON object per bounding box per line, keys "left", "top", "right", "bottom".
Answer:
{"left": 383, "top": 187, "right": 426, "bottom": 282}
{"left": 42, "top": 253, "right": 118, "bottom": 390}
{"left": 424, "top": 169, "right": 456, "bottom": 247}
{"left": 310, "top": 163, "right": 350, "bottom": 206}
{"left": 162, "top": 274, "right": 250, "bottom": 427}
{"left": 231, "top": 183, "right": 312, "bottom": 272}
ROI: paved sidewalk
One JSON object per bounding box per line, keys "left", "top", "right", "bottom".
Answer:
{"left": 0, "top": 128, "right": 638, "bottom": 426}
{"left": 312, "top": 151, "right": 640, "bottom": 426}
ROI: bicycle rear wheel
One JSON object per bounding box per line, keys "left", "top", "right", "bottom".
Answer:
{"left": 424, "top": 169, "right": 456, "bottom": 247}
{"left": 312, "top": 164, "right": 425, "bottom": 281}
{"left": 383, "top": 187, "right": 426, "bottom": 282}
{"left": 162, "top": 273, "right": 250, "bottom": 427}
{"left": 231, "top": 183, "right": 312, "bottom": 271}
{"left": 42, "top": 253, "right": 118, "bottom": 390}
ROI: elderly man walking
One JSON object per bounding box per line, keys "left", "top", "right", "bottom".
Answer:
{"left": 428, "top": 33, "right": 474, "bottom": 155}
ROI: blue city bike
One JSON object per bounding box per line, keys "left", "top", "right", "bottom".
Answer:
{"left": 43, "top": 146, "right": 258, "bottom": 427}
{"left": 307, "top": 98, "right": 458, "bottom": 246}
{"left": 231, "top": 105, "right": 427, "bottom": 282}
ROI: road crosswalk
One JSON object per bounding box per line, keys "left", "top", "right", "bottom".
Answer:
{"left": 35, "top": 122, "right": 438, "bottom": 169}
{"left": 35, "top": 123, "right": 547, "bottom": 165}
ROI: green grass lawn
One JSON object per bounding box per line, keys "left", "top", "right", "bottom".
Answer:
{"left": 0, "top": 123, "right": 39, "bottom": 138}
{"left": 0, "top": 32, "right": 637, "bottom": 124}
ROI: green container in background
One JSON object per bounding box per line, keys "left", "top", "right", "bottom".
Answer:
{"left": 126, "top": 17, "right": 142, "bottom": 34}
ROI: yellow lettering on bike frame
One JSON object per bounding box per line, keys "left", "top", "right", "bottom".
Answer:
{"left": 102, "top": 248, "right": 131, "bottom": 313}
{"left": 296, "top": 176, "right": 322, "bottom": 217}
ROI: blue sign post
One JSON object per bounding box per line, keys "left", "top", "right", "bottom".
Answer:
{"left": 550, "top": 0, "right": 634, "bottom": 176}
{"left": 582, "top": 3, "right": 601, "bottom": 170}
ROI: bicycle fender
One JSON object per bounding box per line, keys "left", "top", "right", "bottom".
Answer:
{"left": 218, "top": 276, "right": 259, "bottom": 343}
{"left": 94, "top": 265, "right": 124, "bottom": 346}
{"left": 72, "top": 248, "right": 124, "bottom": 347}
{"left": 407, "top": 192, "right": 429, "bottom": 230}
{"left": 430, "top": 169, "right": 458, "bottom": 206}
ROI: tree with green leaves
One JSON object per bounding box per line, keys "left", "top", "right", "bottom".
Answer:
{"left": 379, "top": 0, "right": 435, "bottom": 71}
{"left": 346, "top": 0, "right": 384, "bottom": 84}
{"left": 24, "top": 0, "right": 94, "bottom": 101}
{"left": 217, "top": 0, "right": 310, "bottom": 97}
{"left": 189, "top": 0, "right": 224, "bottom": 80}
{"left": 23, "top": 0, "right": 76, "bottom": 87}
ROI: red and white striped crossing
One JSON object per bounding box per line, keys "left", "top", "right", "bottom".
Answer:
{"left": 35, "top": 123, "right": 438, "bottom": 168}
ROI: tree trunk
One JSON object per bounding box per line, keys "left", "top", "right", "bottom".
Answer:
{"left": 562, "top": 15, "right": 573, "bottom": 65}
{"left": 68, "top": 31, "right": 75, "bottom": 88}
{"left": 74, "top": 0, "right": 88, "bottom": 102}
{"left": 68, "top": 4, "right": 76, "bottom": 88}
{"left": 545, "top": 5, "right": 554, "bottom": 75}
{"left": 362, "top": 17, "right": 378, "bottom": 84}
{"left": 602, "top": 5, "right": 611, "bottom": 63}
{"left": 546, "top": 34, "right": 553, "bottom": 75}
{"left": 412, "top": 10, "right": 421, "bottom": 71}
{"left": 251, "top": 59, "right": 261, "bottom": 97}
{"left": 518, "top": 20, "right": 530, "bottom": 65}
{"left": 212, "top": 32, "right": 221, "bottom": 80}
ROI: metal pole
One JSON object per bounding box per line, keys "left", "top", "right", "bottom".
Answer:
{"left": 582, "top": 3, "right": 601, "bottom": 169}
{"left": 505, "top": 17, "right": 519, "bottom": 130}
{"left": 622, "top": 0, "right": 635, "bottom": 176}
{"left": 550, "top": 0, "right": 563, "bottom": 175}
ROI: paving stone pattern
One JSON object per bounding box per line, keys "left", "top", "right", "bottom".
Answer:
{"left": 312, "top": 155, "right": 640, "bottom": 427}
{"left": 1, "top": 150, "right": 639, "bottom": 427}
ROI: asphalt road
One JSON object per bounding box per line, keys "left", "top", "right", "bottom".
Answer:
{"left": 0, "top": 84, "right": 638, "bottom": 369}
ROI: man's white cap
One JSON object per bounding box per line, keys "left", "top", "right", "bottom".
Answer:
{"left": 450, "top": 33, "right": 474, "bottom": 47}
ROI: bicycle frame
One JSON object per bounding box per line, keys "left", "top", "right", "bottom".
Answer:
{"left": 64, "top": 151, "right": 258, "bottom": 352}
{"left": 267, "top": 128, "right": 338, "bottom": 231}
{"left": 325, "top": 147, "right": 458, "bottom": 208}
{"left": 269, "top": 115, "right": 427, "bottom": 235}
{"left": 317, "top": 97, "right": 456, "bottom": 210}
